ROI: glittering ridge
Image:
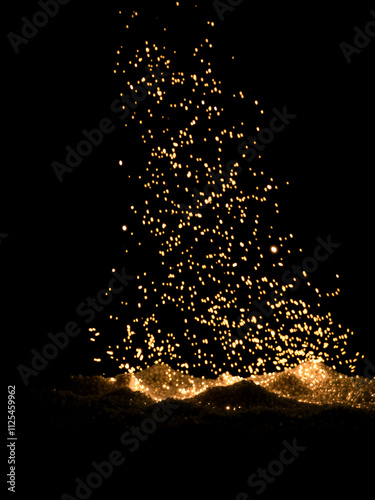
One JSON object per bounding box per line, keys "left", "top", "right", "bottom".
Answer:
{"left": 65, "top": 361, "right": 374, "bottom": 411}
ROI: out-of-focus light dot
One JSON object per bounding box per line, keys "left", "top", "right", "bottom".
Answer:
{"left": 270, "top": 245, "right": 278, "bottom": 254}
{"left": 122, "top": 225, "right": 128, "bottom": 231}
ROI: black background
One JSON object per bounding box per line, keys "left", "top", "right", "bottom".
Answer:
{"left": 3, "top": 0, "right": 374, "bottom": 382}
{"left": 2, "top": 2, "right": 375, "bottom": 497}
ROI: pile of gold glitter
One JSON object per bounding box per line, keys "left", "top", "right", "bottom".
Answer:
{"left": 70, "top": 361, "right": 374, "bottom": 410}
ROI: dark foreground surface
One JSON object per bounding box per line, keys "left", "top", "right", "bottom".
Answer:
{"left": 16, "top": 371, "right": 375, "bottom": 500}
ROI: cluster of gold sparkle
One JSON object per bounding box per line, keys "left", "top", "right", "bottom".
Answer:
{"left": 91, "top": 5, "right": 360, "bottom": 378}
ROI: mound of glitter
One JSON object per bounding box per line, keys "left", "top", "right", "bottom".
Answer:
{"left": 65, "top": 360, "right": 374, "bottom": 410}
{"left": 252, "top": 361, "right": 375, "bottom": 408}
